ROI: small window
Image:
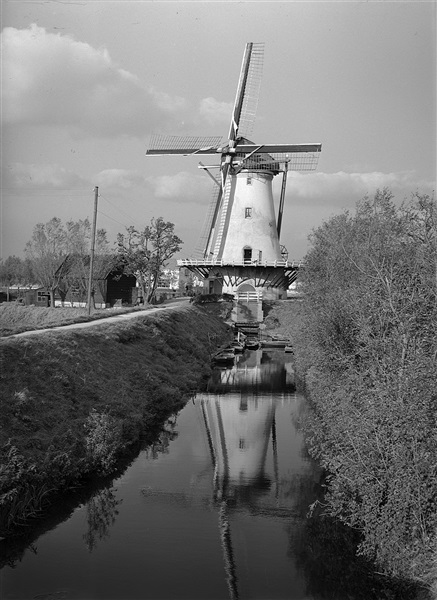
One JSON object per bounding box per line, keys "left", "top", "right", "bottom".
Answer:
{"left": 246, "top": 176, "right": 252, "bottom": 185}
{"left": 245, "top": 207, "right": 252, "bottom": 218}
{"left": 243, "top": 248, "right": 252, "bottom": 263}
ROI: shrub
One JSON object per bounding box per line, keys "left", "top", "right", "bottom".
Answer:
{"left": 84, "top": 410, "right": 122, "bottom": 476}
{"left": 293, "top": 190, "right": 437, "bottom": 588}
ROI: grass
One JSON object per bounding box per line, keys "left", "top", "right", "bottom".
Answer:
{"left": 0, "top": 302, "right": 154, "bottom": 337}
{"left": 0, "top": 304, "right": 232, "bottom": 539}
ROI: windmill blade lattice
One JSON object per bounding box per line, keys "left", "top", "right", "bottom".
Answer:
{"left": 147, "top": 135, "right": 223, "bottom": 155}
{"left": 235, "top": 42, "right": 264, "bottom": 140}
{"left": 193, "top": 184, "right": 222, "bottom": 259}
{"left": 243, "top": 151, "right": 320, "bottom": 173}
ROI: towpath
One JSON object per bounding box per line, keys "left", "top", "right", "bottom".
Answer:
{"left": 2, "top": 298, "right": 192, "bottom": 341}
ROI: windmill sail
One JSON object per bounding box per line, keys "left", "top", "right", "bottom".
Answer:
{"left": 146, "top": 41, "right": 322, "bottom": 281}
{"left": 147, "top": 135, "right": 223, "bottom": 155}
{"left": 193, "top": 184, "right": 222, "bottom": 258}
{"left": 206, "top": 43, "right": 265, "bottom": 258}
{"left": 229, "top": 42, "right": 264, "bottom": 141}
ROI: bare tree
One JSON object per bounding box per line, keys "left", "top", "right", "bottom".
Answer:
{"left": 25, "top": 218, "right": 69, "bottom": 307}
{"left": 24, "top": 217, "right": 112, "bottom": 307}
{"left": 63, "top": 219, "right": 112, "bottom": 305}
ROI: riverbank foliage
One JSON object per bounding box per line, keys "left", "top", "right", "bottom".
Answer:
{"left": 0, "top": 306, "right": 231, "bottom": 538}
{"left": 293, "top": 190, "right": 437, "bottom": 590}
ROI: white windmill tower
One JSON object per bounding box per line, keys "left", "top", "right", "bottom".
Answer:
{"left": 147, "top": 42, "right": 321, "bottom": 302}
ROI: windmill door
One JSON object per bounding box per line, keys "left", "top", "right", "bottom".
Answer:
{"left": 243, "top": 247, "right": 252, "bottom": 264}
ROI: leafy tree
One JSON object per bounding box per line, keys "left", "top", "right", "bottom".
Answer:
{"left": 0, "top": 256, "right": 33, "bottom": 302}
{"left": 0, "top": 256, "right": 24, "bottom": 287}
{"left": 117, "top": 218, "right": 182, "bottom": 303}
{"left": 293, "top": 189, "right": 437, "bottom": 588}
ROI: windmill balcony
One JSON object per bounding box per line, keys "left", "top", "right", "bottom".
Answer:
{"left": 177, "top": 259, "right": 304, "bottom": 268}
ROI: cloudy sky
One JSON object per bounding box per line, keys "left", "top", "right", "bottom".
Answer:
{"left": 1, "top": 0, "right": 435, "bottom": 262}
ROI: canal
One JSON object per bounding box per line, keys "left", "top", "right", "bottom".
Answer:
{"left": 1, "top": 349, "right": 410, "bottom": 600}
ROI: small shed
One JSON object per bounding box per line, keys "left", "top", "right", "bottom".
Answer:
{"left": 22, "top": 288, "right": 50, "bottom": 307}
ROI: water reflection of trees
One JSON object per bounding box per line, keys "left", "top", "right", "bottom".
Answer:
{"left": 83, "top": 418, "right": 179, "bottom": 552}
{"left": 290, "top": 514, "right": 425, "bottom": 600}
{"left": 286, "top": 474, "right": 425, "bottom": 600}
{"left": 0, "top": 416, "right": 181, "bottom": 568}
{"left": 83, "top": 487, "right": 122, "bottom": 552}
{"left": 144, "top": 417, "right": 178, "bottom": 460}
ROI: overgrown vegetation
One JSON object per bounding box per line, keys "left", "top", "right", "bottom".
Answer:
{"left": 0, "top": 306, "right": 231, "bottom": 537}
{"left": 292, "top": 190, "right": 437, "bottom": 591}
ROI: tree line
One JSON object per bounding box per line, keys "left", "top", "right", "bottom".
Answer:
{"left": 293, "top": 189, "right": 436, "bottom": 589}
{"left": 0, "top": 216, "right": 182, "bottom": 307}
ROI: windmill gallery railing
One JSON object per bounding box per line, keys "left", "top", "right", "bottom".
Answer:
{"left": 178, "top": 258, "right": 303, "bottom": 290}
{"left": 177, "top": 259, "right": 304, "bottom": 269}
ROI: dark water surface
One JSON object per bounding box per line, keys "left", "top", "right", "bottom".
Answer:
{"left": 0, "top": 350, "right": 413, "bottom": 600}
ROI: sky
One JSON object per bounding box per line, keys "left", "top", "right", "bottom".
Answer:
{"left": 1, "top": 0, "right": 436, "bottom": 263}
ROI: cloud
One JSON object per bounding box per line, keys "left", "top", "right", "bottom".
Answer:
{"left": 151, "top": 171, "right": 211, "bottom": 200}
{"left": 1, "top": 25, "right": 233, "bottom": 139}
{"left": 96, "top": 168, "right": 211, "bottom": 203}
{"left": 2, "top": 162, "right": 90, "bottom": 189}
{"left": 199, "top": 97, "right": 233, "bottom": 126}
{"left": 95, "top": 169, "right": 145, "bottom": 190}
{"left": 281, "top": 170, "right": 435, "bottom": 208}
{"left": 1, "top": 24, "right": 187, "bottom": 137}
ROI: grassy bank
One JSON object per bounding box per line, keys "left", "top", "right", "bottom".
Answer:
{"left": 0, "top": 302, "right": 151, "bottom": 337}
{"left": 0, "top": 304, "right": 231, "bottom": 538}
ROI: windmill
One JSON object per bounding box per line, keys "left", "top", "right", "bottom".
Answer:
{"left": 147, "top": 42, "right": 321, "bottom": 300}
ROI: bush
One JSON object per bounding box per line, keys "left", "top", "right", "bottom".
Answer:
{"left": 84, "top": 410, "right": 122, "bottom": 476}
{"left": 293, "top": 190, "right": 437, "bottom": 589}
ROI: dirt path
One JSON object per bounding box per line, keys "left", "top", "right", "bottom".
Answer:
{"left": 2, "top": 298, "right": 192, "bottom": 341}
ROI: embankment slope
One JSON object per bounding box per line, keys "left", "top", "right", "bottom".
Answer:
{"left": 0, "top": 304, "right": 231, "bottom": 537}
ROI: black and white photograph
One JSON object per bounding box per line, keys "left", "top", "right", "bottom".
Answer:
{"left": 1, "top": 1, "right": 436, "bottom": 599}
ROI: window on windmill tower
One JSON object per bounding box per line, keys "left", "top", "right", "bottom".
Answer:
{"left": 243, "top": 247, "right": 252, "bottom": 263}
{"left": 245, "top": 207, "right": 252, "bottom": 218}
{"left": 246, "top": 176, "right": 252, "bottom": 185}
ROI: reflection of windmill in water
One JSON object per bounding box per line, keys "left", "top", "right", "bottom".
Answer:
{"left": 139, "top": 354, "right": 303, "bottom": 599}
{"left": 147, "top": 43, "right": 321, "bottom": 301}
{"left": 208, "top": 349, "right": 295, "bottom": 393}
{"left": 196, "top": 352, "right": 292, "bottom": 599}
{"left": 198, "top": 394, "right": 276, "bottom": 600}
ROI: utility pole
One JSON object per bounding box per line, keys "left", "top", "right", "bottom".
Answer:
{"left": 87, "top": 186, "right": 99, "bottom": 315}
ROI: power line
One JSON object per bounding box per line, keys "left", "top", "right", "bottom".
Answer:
{"left": 96, "top": 208, "right": 128, "bottom": 229}
{"left": 99, "top": 193, "right": 137, "bottom": 225}
{"left": 1, "top": 188, "right": 92, "bottom": 194}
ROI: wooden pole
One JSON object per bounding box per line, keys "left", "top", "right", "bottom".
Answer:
{"left": 87, "top": 186, "right": 99, "bottom": 315}
{"left": 277, "top": 168, "right": 288, "bottom": 239}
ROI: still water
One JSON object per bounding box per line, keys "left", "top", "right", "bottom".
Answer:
{"left": 0, "top": 350, "right": 399, "bottom": 600}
